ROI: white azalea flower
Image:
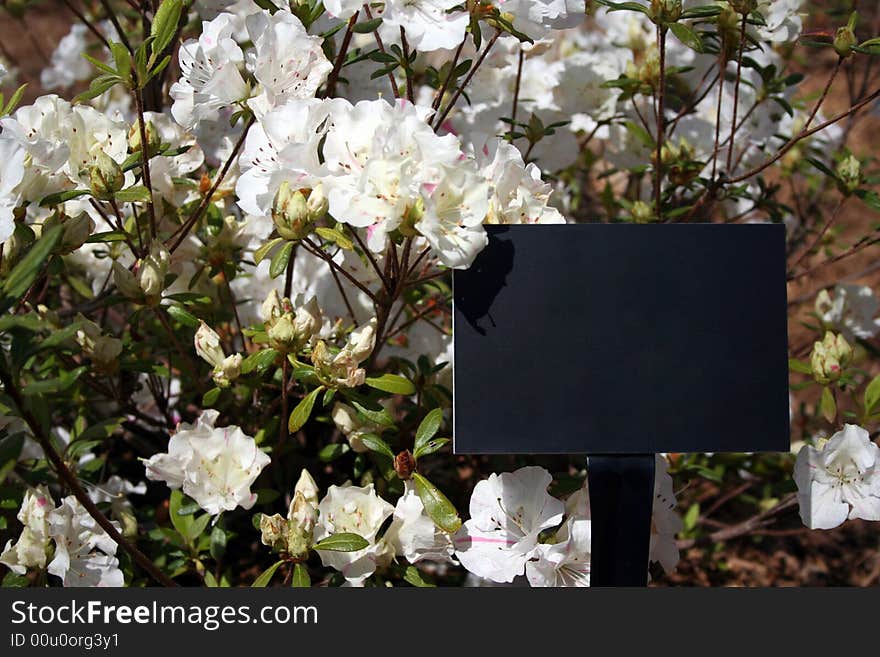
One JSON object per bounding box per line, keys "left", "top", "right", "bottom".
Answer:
{"left": 385, "top": 481, "right": 456, "bottom": 564}
{"left": 236, "top": 97, "right": 332, "bottom": 217}
{"left": 314, "top": 482, "right": 395, "bottom": 585}
{"left": 381, "top": 0, "right": 469, "bottom": 52}
{"left": 0, "top": 136, "right": 25, "bottom": 243}
{"left": 815, "top": 284, "right": 880, "bottom": 341}
{"left": 322, "top": 98, "right": 461, "bottom": 249}
{"left": 143, "top": 409, "right": 270, "bottom": 515}
{"left": 479, "top": 139, "right": 564, "bottom": 225}
{"left": 40, "top": 24, "right": 92, "bottom": 90}
{"left": 454, "top": 466, "right": 564, "bottom": 583}
{"left": 47, "top": 496, "right": 124, "bottom": 587}
{"left": 525, "top": 514, "right": 591, "bottom": 587}
{"left": 0, "top": 486, "right": 54, "bottom": 574}
{"left": 323, "top": 0, "right": 362, "bottom": 19}
{"left": 794, "top": 424, "right": 880, "bottom": 530}
{"left": 331, "top": 401, "right": 381, "bottom": 453}
{"left": 170, "top": 13, "right": 249, "bottom": 129}
{"left": 499, "top": 0, "right": 586, "bottom": 33}
{"left": 245, "top": 9, "right": 332, "bottom": 116}
{"left": 418, "top": 164, "right": 489, "bottom": 269}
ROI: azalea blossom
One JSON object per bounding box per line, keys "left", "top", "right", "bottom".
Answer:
{"left": 381, "top": 0, "right": 469, "bottom": 52}
{"left": 386, "top": 481, "right": 456, "bottom": 565}
{"left": 143, "top": 410, "right": 270, "bottom": 515}
{"left": 794, "top": 424, "right": 880, "bottom": 530}
{"left": 170, "top": 13, "right": 249, "bottom": 129}
{"left": 815, "top": 284, "right": 880, "bottom": 341}
{"left": 47, "top": 496, "right": 124, "bottom": 587}
{"left": 245, "top": 9, "right": 332, "bottom": 116}
{"left": 0, "top": 486, "right": 54, "bottom": 574}
{"left": 313, "top": 482, "right": 395, "bottom": 585}
{"left": 454, "top": 466, "right": 564, "bottom": 583}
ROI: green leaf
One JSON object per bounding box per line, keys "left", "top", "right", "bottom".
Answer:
{"left": 352, "top": 17, "right": 383, "bottom": 33}
{"left": 319, "top": 442, "right": 350, "bottom": 462}
{"left": 412, "top": 473, "right": 461, "bottom": 533}
{"left": 855, "top": 188, "right": 880, "bottom": 213}
{"left": 313, "top": 532, "right": 369, "bottom": 552}
{"left": 682, "top": 503, "right": 700, "bottom": 531}
{"left": 365, "top": 374, "right": 416, "bottom": 395}
{"left": 413, "top": 437, "right": 450, "bottom": 460}
{"left": 202, "top": 387, "right": 222, "bottom": 407}
{"left": 788, "top": 358, "right": 812, "bottom": 374}
{"left": 360, "top": 433, "right": 395, "bottom": 459}
{"left": 150, "top": 0, "right": 184, "bottom": 65}
{"left": 596, "top": 1, "right": 651, "bottom": 15}
{"left": 109, "top": 42, "right": 131, "bottom": 80}
{"left": 241, "top": 348, "right": 278, "bottom": 374}
{"left": 115, "top": 186, "right": 153, "bottom": 203}
{"left": 210, "top": 525, "right": 227, "bottom": 560}
{"left": 75, "top": 75, "right": 121, "bottom": 102}
{"left": 681, "top": 5, "right": 723, "bottom": 19}
{"left": 669, "top": 22, "right": 704, "bottom": 53}
{"left": 864, "top": 374, "right": 880, "bottom": 415}
{"left": 252, "top": 560, "right": 285, "bottom": 587}
{"left": 289, "top": 386, "right": 324, "bottom": 432}
{"left": 315, "top": 226, "right": 354, "bottom": 250}
{"left": 269, "top": 240, "right": 295, "bottom": 279}
{"left": 254, "top": 237, "right": 284, "bottom": 265}
{"left": 403, "top": 565, "right": 435, "bottom": 587}
{"left": 820, "top": 386, "right": 836, "bottom": 424}
{"left": 86, "top": 230, "right": 127, "bottom": 243}
{"left": 414, "top": 408, "right": 443, "bottom": 454}
{"left": 351, "top": 401, "right": 396, "bottom": 428}
{"left": 39, "top": 189, "right": 91, "bottom": 207}
{"left": 1, "top": 224, "right": 62, "bottom": 313}
{"left": 165, "top": 304, "right": 200, "bottom": 328}
{"left": 22, "top": 366, "right": 87, "bottom": 396}
{"left": 291, "top": 563, "right": 310, "bottom": 587}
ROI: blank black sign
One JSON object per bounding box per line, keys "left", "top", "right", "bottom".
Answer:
{"left": 452, "top": 224, "right": 790, "bottom": 454}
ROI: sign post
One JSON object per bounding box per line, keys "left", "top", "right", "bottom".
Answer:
{"left": 452, "top": 224, "right": 790, "bottom": 586}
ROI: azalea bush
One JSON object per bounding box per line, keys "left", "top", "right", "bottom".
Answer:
{"left": 0, "top": 0, "right": 879, "bottom": 588}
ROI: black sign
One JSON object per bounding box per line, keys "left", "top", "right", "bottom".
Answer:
{"left": 452, "top": 224, "right": 790, "bottom": 455}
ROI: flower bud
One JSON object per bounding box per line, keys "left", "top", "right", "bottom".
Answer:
{"left": 331, "top": 402, "right": 376, "bottom": 453}
{"left": 139, "top": 244, "right": 170, "bottom": 299}
{"left": 650, "top": 0, "right": 682, "bottom": 24}
{"left": 293, "top": 296, "right": 322, "bottom": 343}
{"left": 344, "top": 318, "right": 377, "bottom": 365}
{"left": 112, "top": 261, "right": 143, "bottom": 300}
{"left": 260, "top": 513, "right": 288, "bottom": 553}
{"left": 630, "top": 201, "right": 654, "bottom": 224}
{"left": 212, "top": 353, "right": 243, "bottom": 388}
{"left": 75, "top": 314, "right": 123, "bottom": 371}
{"left": 306, "top": 183, "right": 328, "bottom": 222}
{"left": 286, "top": 491, "right": 317, "bottom": 559}
{"left": 294, "top": 469, "right": 320, "bottom": 509}
{"left": 836, "top": 154, "right": 861, "bottom": 195}
{"left": 833, "top": 25, "right": 857, "bottom": 58}
{"left": 267, "top": 313, "right": 299, "bottom": 351}
{"left": 261, "top": 289, "right": 285, "bottom": 323}
{"left": 89, "top": 151, "right": 124, "bottom": 199}
{"left": 272, "top": 181, "right": 312, "bottom": 241}
{"left": 128, "top": 120, "right": 162, "bottom": 157}
{"left": 810, "top": 331, "right": 852, "bottom": 384}
{"left": 393, "top": 450, "right": 416, "bottom": 480}
{"left": 195, "top": 322, "right": 225, "bottom": 368}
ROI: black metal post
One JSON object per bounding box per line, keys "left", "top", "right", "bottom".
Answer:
{"left": 587, "top": 454, "right": 656, "bottom": 587}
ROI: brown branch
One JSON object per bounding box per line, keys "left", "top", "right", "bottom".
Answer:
{"left": 322, "top": 13, "right": 359, "bottom": 99}
{"left": 433, "top": 30, "right": 501, "bottom": 132}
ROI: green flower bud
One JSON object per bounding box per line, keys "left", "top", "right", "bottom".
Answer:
{"left": 810, "top": 331, "right": 852, "bottom": 384}
{"left": 836, "top": 154, "right": 862, "bottom": 195}
{"left": 89, "top": 151, "right": 124, "bottom": 199}
{"left": 650, "top": 0, "right": 682, "bottom": 24}
{"left": 259, "top": 513, "right": 288, "bottom": 554}
{"left": 272, "top": 181, "right": 312, "bottom": 241}
{"left": 267, "top": 313, "right": 299, "bottom": 351}
{"left": 631, "top": 201, "right": 655, "bottom": 224}
{"left": 112, "top": 261, "right": 143, "bottom": 301}
{"left": 306, "top": 183, "right": 328, "bottom": 222}
{"left": 833, "top": 26, "right": 858, "bottom": 58}
{"left": 286, "top": 491, "right": 317, "bottom": 559}
{"left": 128, "top": 120, "right": 162, "bottom": 157}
